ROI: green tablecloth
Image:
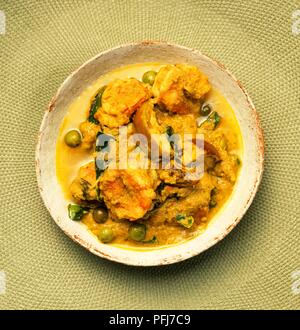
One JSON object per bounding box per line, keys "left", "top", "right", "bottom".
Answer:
{"left": 0, "top": 0, "right": 299, "bottom": 309}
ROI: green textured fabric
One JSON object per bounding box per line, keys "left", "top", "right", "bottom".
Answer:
{"left": 0, "top": 0, "right": 300, "bottom": 310}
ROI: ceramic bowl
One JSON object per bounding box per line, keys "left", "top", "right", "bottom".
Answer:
{"left": 36, "top": 41, "right": 264, "bottom": 266}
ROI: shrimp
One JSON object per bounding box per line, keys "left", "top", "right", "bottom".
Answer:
{"left": 152, "top": 64, "right": 211, "bottom": 114}
{"left": 94, "top": 78, "right": 151, "bottom": 128}
{"left": 99, "top": 168, "right": 158, "bottom": 220}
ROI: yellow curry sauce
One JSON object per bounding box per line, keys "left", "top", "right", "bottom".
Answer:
{"left": 56, "top": 63, "right": 243, "bottom": 248}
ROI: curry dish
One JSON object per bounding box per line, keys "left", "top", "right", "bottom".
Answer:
{"left": 56, "top": 63, "right": 243, "bottom": 247}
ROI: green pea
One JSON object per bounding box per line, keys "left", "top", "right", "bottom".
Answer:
{"left": 64, "top": 130, "right": 82, "bottom": 147}
{"left": 92, "top": 208, "right": 108, "bottom": 223}
{"left": 200, "top": 104, "right": 212, "bottom": 116}
{"left": 128, "top": 223, "right": 146, "bottom": 242}
{"left": 142, "top": 71, "right": 157, "bottom": 85}
{"left": 98, "top": 227, "right": 114, "bottom": 243}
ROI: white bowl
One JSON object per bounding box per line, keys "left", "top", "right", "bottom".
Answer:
{"left": 36, "top": 41, "right": 264, "bottom": 266}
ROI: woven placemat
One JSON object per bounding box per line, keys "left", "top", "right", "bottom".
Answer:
{"left": 0, "top": 0, "right": 299, "bottom": 310}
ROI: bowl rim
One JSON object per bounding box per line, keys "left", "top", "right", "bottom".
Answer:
{"left": 35, "top": 40, "right": 264, "bottom": 266}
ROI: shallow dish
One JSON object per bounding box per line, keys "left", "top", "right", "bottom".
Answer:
{"left": 36, "top": 41, "right": 264, "bottom": 266}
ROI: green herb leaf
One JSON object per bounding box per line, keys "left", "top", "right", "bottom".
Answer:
{"left": 175, "top": 214, "right": 185, "bottom": 221}
{"left": 95, "top": 158, "right": 104, "bottom": 180}
{"left": 95, "top": 132, "right": 111, "bottom": 152}
{"left": 199, "top": 111, "right": 221, "bottom": 129}
{"left": 175, "top": 214, "right": 194, "bottom": 228}
{"left": 208, "top": 111, "right": 221, "bottom": 128}
{"left": 88, "top": 86, "right": 106, "bottom": 124}
{"left": 142, "top": 236, "right": 158, "bottom": 244}
{"left": 209, "top": 187, "right": 218, "bottom": 209}
{"left": 94, "top": 132, "right": 115, "bottom": 179}
{"left": 166, "top": 126, "right": 174, "bottom": 137}
{"left": 165, "top": 126, "right": 175, "bottom": 149}
{"left": 80, "top": 178, "right": 91, "bottom": 200}
{"left": 68, "top": 204, "right": 86, "bottom": 221}
{"left": 88, "top": 95, "right": 100, "bottom": 124}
